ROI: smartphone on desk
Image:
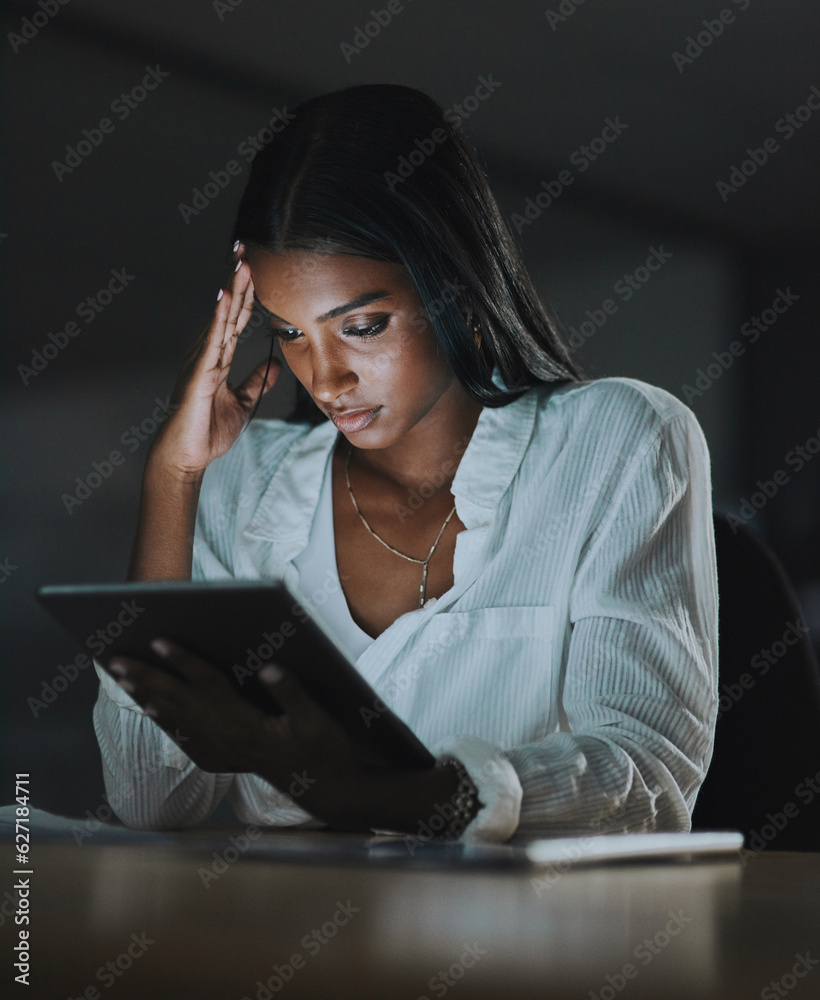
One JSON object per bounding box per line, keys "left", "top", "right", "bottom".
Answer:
{"left": 35, "top": 579, "right": 436, "bottom": 771}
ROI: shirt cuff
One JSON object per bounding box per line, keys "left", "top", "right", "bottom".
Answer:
{"left": 429, "top": 734, "right": 523, "bottom": 843}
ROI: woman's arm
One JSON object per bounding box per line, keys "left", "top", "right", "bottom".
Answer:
{"left": 430, "top": 406, "right": 719, "bottom": 843}
{"left": 126, "top": 461, "right": 204, "bottom": 581}
{"left": 94, "top": 253, "right": 282, "bottom": 828}
{"left": 92, "top": 665, "right": 234, "bottom": 829}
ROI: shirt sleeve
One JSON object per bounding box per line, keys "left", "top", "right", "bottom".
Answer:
{"left": 92, "top": 657, "right": 235, "bottom": 829}
{"left": 90, "top": 441, "right": 317, "bottom": 830}
{"left": 437, "top": 408, "right": 719, "bottom": 842}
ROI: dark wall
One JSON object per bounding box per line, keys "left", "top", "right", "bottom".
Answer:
{"left": 2, "top": 1, "right": 817, "bottom": 817}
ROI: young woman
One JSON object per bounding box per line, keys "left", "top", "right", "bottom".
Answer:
{"left": 94, "top": 84, "right": 719, "bottom": 844}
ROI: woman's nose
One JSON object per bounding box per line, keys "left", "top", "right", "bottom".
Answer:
{"left": 310, "top": 348, "right": 358, "bottom": 404}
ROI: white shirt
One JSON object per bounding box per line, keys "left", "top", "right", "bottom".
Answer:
{"left": 93, "top": 375, "right": 719, "bottom": 842}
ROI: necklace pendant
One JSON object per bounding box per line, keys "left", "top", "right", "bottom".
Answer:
{"left": 420, "top": 562, "right": 429, "bottom": 607}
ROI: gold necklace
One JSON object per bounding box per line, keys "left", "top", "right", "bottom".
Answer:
{"left": 344, "top": 445, "right": 456, "bottom": 608}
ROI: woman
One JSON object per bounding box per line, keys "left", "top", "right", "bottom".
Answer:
{"left": 94, "top": 84, "right": 718, "bottom": 844}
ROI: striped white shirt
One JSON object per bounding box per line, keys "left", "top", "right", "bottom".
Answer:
{"left": 93, "top": 375, "right": 719, "bottom": 842}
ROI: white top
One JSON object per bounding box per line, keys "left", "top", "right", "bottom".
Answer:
{"left": 92, "top": 375, "right": 719, "bottom": 842}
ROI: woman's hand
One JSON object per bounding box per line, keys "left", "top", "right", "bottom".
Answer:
{"left": 149, "top": 246, "right": 282, "bottom": 481}
{"left": 106, "top": 639, "right": 468, "bottom": 834}
{"left": 107, "top": 639, "right": 359, "bottom": 798}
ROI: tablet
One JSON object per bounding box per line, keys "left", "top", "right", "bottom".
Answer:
{"left": 35, "top": 580, "right": 436, "bottom": 771}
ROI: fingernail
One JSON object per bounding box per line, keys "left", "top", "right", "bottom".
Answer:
{"left": 258, "top": 664, "right": 283, "bottom": 684}
{"left": 118, "top": 679, "right": 136, "bottom": 694}
{"left": 235, "top": 259, "right": 242, "bottom": 272}
{"left": 217, "top": 288, "right": 224, "bottom": 301}
{"left": 144, "top": 705, "right": 158, "bottom": 718}
{"left": 108, "top": 659, "right": 127, "bottom": 677}
{"left": 150, "top": 638, "right": 172, "bottom": 657}
{"left": 233, "top": 240, "right": 240, "bottom": 252}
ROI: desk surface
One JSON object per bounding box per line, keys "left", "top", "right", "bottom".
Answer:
{"left": 4, "top": 828, "right": 819, "bottom": 1000}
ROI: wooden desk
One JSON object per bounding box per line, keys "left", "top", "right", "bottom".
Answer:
{"left": 4, "top": 830, "right": 819, "bottom": 1000}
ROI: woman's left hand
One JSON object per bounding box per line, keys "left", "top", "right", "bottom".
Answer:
{"left": 107, "top": 638, "right": 361, "bottom": 819}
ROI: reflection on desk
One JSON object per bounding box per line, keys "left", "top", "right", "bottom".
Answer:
{"left": 2, "top": 824, "right": 818, "bottom": 1000}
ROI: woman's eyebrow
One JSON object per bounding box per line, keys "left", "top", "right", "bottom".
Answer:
{"left": 253, "top": 290, "right": 390, "bottom": 324}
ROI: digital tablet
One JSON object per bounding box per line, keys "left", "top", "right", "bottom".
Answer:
{"left": 35, "top": 580, "right": 436, "bottom": 771}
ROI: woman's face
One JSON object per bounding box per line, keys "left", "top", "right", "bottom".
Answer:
{"left": 248, "top": 250, "right": 467, "bottom": 449}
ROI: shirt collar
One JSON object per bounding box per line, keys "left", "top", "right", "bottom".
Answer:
{"left": 244, "top": 368, "right": 540, "bottom": 543}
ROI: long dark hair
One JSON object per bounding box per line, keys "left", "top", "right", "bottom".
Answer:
{"left": 230, "top": 84, "right": 585, "bottom": 424}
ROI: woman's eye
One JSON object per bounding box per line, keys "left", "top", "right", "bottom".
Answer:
{"left": 343, "top": 317, "right": 389, "bottom": 338}
{"left": 268, "top": 326, "right": 301, "bottom": 341}
{"left": 266, "top": 316, "right": 389, "bottom": 341}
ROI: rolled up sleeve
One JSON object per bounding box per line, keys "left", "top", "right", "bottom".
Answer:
{"left": 503, "top": 408, "right": 719, "bottom": 839}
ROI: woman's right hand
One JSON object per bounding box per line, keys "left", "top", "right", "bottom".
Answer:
{"left": 148, "top": 251, "right": 281, "bottom": 481}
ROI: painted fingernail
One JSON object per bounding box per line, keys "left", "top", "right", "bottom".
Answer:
{"left": 118, "top": 679, "right": 137, "bottom": 694}
{"left": 144, "top": 705, "right": 159, "bottom": 718}
{"left": 108, "top": 659, "right": 127, "bottom": 677}
{"left": 150, "top": 638, "right": 172, "bottom": 657}
{"left": 235, "top": 259, "right": 242, "bottom": 272}
{"left": 217, "top": 288, "right": 224, "bottom": 301}
{"left": 233, "top": 240, "right": 240, "bottom": 252}
{"left": 258, "top": 664, "right": 284, "bottom": 684}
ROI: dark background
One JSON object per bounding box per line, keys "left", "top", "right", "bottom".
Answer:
{"left": 1, "top": 0, "right": 818, "bottom": 817}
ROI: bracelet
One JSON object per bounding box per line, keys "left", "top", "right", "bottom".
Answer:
{"left": 431, "top": 756, "right": 480, "bottom": 841}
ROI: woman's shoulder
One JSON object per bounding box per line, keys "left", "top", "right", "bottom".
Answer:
{"left": 536, "top": 374, "right": 694, "bottom": 429}
{"left": 523, "top": 375, "right": 707, "bottom": 483}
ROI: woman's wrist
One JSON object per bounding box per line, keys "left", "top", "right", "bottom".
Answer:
{"left": 127, "top": 451, "right": 206, "bottom": 582}
{"left": 144, "top": 440, "right": 208, "bottom": 488}
{"left": 268, "top": 760, "right": 482, "bottom": 838}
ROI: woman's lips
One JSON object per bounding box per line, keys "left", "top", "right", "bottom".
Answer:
{"left": 330, "top": 406, "right": 382, "bottom": 433}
